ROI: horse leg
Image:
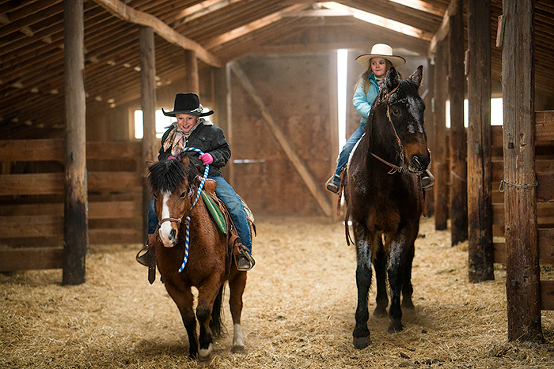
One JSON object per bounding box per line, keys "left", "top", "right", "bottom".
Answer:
{"left": 196, "top": 278, "right": 224, "bottom": 363}
{"left": 164, "top": 283, "right": 198, "bottom": 358}
{"left": 352, "top": 224, "right": 373, "bottom": 349}
{"left": 373, "top": 236, "right": 388, "bottom": 318}
{"left": 401, "top": 242, "right": 415, "bottom": 310}
{"left": 228, "top": 269, "right": 247, "bottom": 353}
{"left": 387, "top": 234, "right": 411, "bottom": 333}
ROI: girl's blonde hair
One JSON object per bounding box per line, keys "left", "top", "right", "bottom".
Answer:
{"left": 357, "top": 58, "right": 394, "bottom": 94}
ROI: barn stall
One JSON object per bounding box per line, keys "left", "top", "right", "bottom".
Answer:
{"left": 1, "top": 0, "right": 554, "bottom": 363}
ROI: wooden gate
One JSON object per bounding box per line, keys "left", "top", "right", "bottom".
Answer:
{"left": 0, "top": 139, "right": 143, "bottom": 272}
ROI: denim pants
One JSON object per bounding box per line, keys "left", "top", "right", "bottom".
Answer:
{"left": 147, "top": 175, "right": 252, "bottom": 253}
{"left": 334, "top": 125, "right": 365, "bottom": 179}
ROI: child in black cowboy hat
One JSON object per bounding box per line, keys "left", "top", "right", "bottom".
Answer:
{"left": 137, "top": 93, "right": 255, "bottom": 271}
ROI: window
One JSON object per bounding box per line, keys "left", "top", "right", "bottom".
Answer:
{"left": 134, "top": 110, "right": 174, "bottom": 139}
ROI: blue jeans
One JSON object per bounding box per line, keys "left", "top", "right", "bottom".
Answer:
{"left": 147, "top": 175, "right": 252, "bottom": 253}
{"left": 334, "top": 126, "right": 365, "bottom": 180}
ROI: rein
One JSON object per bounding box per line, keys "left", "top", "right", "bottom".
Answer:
{"left": 157, "top": 147, "right": 210, "bottom": 273}
{"left": 370, "top": 85, "right": 405, "bottom": 175}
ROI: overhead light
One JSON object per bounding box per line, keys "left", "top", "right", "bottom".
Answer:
{"left": 321, "top": 2, "right": 424, "bottom": 39}
{"left": 389, "top": 0, "right": 444, "bottom": 16}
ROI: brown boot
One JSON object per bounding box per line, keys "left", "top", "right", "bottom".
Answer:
{"left": 136, "top": 234, "right": 156, "bottom": 266}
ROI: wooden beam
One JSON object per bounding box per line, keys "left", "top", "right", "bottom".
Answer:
{"left": 63, "top": 0, "right": 87, "bottom": 286}
{"left": 448, "top": 0, "right": 467, "bottom": 246}
{"left": 467, "top": 0, "right": 493, "bottom": 282}
{"left": 203, "top": 4, "right": 308, "bottom": 49}
{"left": 428, "top": 0, "right": 459, "bottom": 57}
{"left": 433, "top": 39, "right": 448, "bottom": 230}
{"left": 139, "top": 26, "right": 157, "bottom": 243}
{"left": 502, "top": 0, "right": 542, "bottom": 342}
{"left": 230, "top": 62, "right": 332, "bottom": 217}
{"left": 92, "top": 0, "right": 221, "bottom": 67}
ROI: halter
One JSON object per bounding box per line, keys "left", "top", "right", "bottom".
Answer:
{"left": 156, "top": 147, "right": 210, "bottom": 272}
{"left": 370, "top": 85, "right": 405, "bottom": 174}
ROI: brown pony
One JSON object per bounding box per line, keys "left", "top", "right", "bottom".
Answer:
{"left": 343, "top": 66, "right": 429, "bottom": 349}
{"left": 147, "top": 157, "right": 247, "bottom": 362}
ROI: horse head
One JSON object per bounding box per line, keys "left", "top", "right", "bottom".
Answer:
{"left": 382, "top": 65, "right": 430, "bottom": 174}
{"left": 147, "top": 157, "right": 201, "bottom": 248}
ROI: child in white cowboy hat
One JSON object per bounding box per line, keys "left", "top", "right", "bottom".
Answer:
{"left": 325, "top": 43, "right": 434, "bottom": 193}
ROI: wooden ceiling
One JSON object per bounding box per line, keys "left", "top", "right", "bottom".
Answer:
{"left": 0, "top": 0, "right": 552, "bottom": 139}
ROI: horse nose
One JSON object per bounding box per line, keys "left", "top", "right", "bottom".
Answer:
{"left": 169, "top": 228, "right": 176, "bottom": 241}
{"left": 411, "top": 154, "right": 430, "bottom": 172}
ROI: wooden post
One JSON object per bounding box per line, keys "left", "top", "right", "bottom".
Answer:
{"left": 185, "top": 49, "right": 199, "bottom": 94}
{"left": 467, "top": 0, "right": 494, "bottom": 282}
{"left": 502, "top": 0, "right": 542, "bottom": 342}
{"left": 448, "top": 0, "right": 467, "bottom": 246}
{"left": 139, "top": 26, "right": 157, "bottom": 241}
{"left": 213, "top": 64, "right": 232, "bottom": 181}
{"left": 63, "top": 0, "right": 87, "bottom": 285}
{"left": 433, "top": 40, "right": 448, "bottom": 230}
{"left": 424, "top": 61, "right": 435, "bottom": 217}
{"left": 328, "top": 51, "right": 339, "bottom": 220}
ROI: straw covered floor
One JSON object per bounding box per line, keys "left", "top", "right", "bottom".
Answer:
{"left": 1, "top": 217, "right": 554, "bottom": 368}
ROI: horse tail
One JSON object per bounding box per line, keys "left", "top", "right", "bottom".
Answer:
{"left": 210, "top": 284, "right": 226, "bottom": 338}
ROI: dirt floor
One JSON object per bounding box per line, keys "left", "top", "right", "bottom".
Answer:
{"left": 1, "top": 216, "right": 554, "bottom": 368}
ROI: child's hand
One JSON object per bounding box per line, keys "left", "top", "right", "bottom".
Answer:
{"left": 199, "top": 153, "right": 213, "bottom": 165}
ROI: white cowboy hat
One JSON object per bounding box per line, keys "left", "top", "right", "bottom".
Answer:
{"left": 355, "top": 44, "right": 406, "bottom": 68}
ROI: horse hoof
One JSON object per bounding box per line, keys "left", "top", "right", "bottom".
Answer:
{"left": 353, "top": 335, "right": 371, "bottom": 349}
{"left": 232, "top": 344, "right": 246, "bottom": 354}
{"left": 198, "top": 343, "right": 213, "bottom": 365}
{"left": 373, "top": 307, "right": 387, "bottom": 318}
{"left": 388, "top": 322, "right": 403, "bottom": 333}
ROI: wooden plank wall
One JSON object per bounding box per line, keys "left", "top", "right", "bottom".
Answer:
{"left": 0, "top": 139, "right": 143, "bottom": 271}
{"left": 491, "top": 110, "right": 554, "bottom": 310}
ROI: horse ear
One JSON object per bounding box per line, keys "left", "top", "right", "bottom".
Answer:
{"left": 409, "top": 65, "right": 423, "bottom": 87}
{"left": 386, "top": 67, "right": 399, "bottom": 92}
{"left": 181, "top": 156, "right": 190, "bottom": 167}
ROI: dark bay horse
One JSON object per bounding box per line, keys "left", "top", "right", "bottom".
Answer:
{"left": 344, "top": 66, "right": 429, "bottom": 349}
{"left": 147, "top": 157, "right": 247, "bottom": 362}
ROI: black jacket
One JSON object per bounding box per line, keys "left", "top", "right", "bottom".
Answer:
{"left": 159, "top": 121, "right": 231, "bottom": 177}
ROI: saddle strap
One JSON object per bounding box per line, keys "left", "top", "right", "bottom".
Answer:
{"left": 148, "top": 240, "right": 156, "bottom": 284}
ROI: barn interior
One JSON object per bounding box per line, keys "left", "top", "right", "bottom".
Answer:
{"left": 1, "top": 0, "right": 554, "bottom": 345}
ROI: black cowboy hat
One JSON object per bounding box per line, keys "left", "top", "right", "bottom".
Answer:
{"left": 162, "top": 93, "right": 214, "bottom": 117}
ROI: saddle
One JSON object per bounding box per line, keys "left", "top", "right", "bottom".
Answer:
{"left": 201, "top": 179, "right": 256, "bottom": 275}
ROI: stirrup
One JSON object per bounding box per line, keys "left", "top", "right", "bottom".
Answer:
{"left": 325, "top": 174, "right": 340, "bottom": 194}
{"left": 235, "top": 246, "right": 255, "bottom": 271}
{"left": 136, "top": 246, "right": 149, "bottom": 266}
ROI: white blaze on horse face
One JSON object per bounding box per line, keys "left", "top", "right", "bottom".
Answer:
{"left": 158, "top": 192, "right": 174, "bottom": 247}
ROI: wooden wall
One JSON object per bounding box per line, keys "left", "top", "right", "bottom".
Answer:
{"left": 227, "top": 54, "right": 336, "bottom": 217}
{"left": 0, "top": 140, "right": 143, "bottom": 271}
{"left": 491, "top": 111, "right": 554, "bottom": 310}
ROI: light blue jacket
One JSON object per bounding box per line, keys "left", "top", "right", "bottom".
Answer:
{"left": 353, "top": 73, "right": 380, "bottom": 126}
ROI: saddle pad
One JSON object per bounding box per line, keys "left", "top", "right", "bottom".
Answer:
{"left": 201, "top": 190, "right": 227, "bottom": 235}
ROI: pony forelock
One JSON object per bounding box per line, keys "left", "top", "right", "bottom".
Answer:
{"left": 148, "top": 159, "right": 190, "bottom": 193}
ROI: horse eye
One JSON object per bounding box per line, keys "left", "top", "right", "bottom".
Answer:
{"left": 180, "top": 192, "right": 187, "bottom": 198}
{"left": 153, "top": 193, "right": 158, "bottom": 199}
{"left": 392, "top": 107, "right": 401, "bottom": 116}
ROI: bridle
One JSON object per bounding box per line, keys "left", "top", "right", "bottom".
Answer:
{"left": 155, "top": 147, "right": 210, "bottom": 272}
{"left": 370, "top": 84, "right": 405, "bottom": 174}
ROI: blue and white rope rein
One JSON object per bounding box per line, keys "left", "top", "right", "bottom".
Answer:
{"left": 178, "top": 147, "right": 210, "bottom": 272}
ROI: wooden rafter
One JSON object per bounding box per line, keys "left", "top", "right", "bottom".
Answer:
{"left": 203, "top": 3, "right": 309, "bottom": 49}
{"left": 92, "top": 0, "right": 222, "bottom": 67}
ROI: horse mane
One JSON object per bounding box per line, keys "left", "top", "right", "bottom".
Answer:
{"left": 148, "top": 158, "right": 199, "bottom": 193}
